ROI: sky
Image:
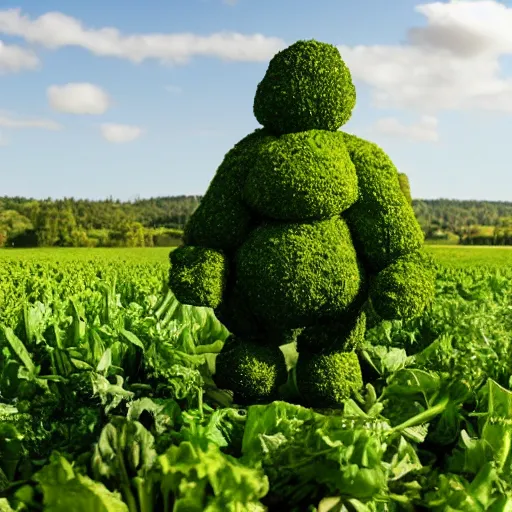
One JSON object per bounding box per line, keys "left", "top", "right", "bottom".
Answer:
{"left": 1, "top": 0, "right": 512, "bottom": 201}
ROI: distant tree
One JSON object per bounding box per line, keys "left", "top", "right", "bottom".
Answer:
{"left": 144, "top": 229, "right": 155, "bottom": 247}
{"left": 2, "top": 194, "right": 511, "bottom": 247}
{"left": 0, "top": 210, "right": 33, "bottom": 246}
{"left": 70, "top": 228, "right": 92, "bottom": 247}
{"left": 34, "top": 203, "right": 60, "bottom": 246}
{"left": 109, "top": 221, "right": 145, "bottom": 247}
{"left": 125, "top": 222, "right": 145, "bottom": 247}
{"left": 56, "top": 205, "right": 78, "bottom": 246}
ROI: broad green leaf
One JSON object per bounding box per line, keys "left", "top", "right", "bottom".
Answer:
{"left": 2, "top": 327, "right": 36, "bottom": 375}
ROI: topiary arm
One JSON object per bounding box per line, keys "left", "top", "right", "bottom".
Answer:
{"left": 342, "top": 132, "right": 434, "bottom": 319}
{"left": 169, "top": 130, "right": 265, "bottom": 308}
{"left": 169, "top": 245, "right": 228, "bottom": 309}
{"left": 342, "top": 132, "right": 424, "bottom": 271}
{"left": 369, "top": 249, "right": 436, "bottom": 320}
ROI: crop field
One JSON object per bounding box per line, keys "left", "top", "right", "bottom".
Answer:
{"left": 0, "top": 245, "right": 511, "bottom": 510}
{"left": 425, "top": 244, "right": 512, "bottom": 268}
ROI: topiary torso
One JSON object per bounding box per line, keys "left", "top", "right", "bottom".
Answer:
{"left": 236, "top": 216, "right": 364, "bottom": 330}
{"left": 219, "top": 128, "right": 364, "bottom": 332}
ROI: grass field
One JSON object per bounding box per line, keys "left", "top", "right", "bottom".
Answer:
{"left": 425, "top": 244, "right": 512, "bottom": 267}
{"left": 0, "top": 246, "right": 172, "bottom": 263}
{"left": 1, "top": 243, "right": 510, "bottom": 266}
{"left": 0, "top": 244, "right": 511, "bottom": 510}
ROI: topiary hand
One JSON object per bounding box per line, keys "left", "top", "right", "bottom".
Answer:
{"left": 369, "top": 250, "right": 436, "bottom": 321}
{"left": 168, "top": 245, "right": 229, "bottom": 309}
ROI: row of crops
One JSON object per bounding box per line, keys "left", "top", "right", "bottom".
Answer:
{"left": 0, "top": 246, "right": 511, "bottom": 511}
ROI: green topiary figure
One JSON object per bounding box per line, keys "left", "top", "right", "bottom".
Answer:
{"left": 398, "top": 172, "right": 413, "bottom": 205}
{"left": 168, "top": 39, "right": 435, "bottom": 407}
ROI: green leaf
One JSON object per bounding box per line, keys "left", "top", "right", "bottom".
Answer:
{"left": 2, "top": 327, "right": 36, "bottom": 375}
{"left": 96, "top": 348, "right": 112, "bottom": 374}
{"left": 35, "top": 454, "right": 129, "bottom": 512}
{"left": 0, "top": 498, "right": 15, "bottom": 512}
{"left": 120, "top": 329, "right": 145, "bottom": 351}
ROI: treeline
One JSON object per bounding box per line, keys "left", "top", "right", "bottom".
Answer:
{"left": 0, "top": 196, "right": 200, "bottom": 248}
{"left": 413, "top": 199, "right": 512, "bottom": 245}
{"left": 1, "top": 195, "right": 512, "bottom": 248}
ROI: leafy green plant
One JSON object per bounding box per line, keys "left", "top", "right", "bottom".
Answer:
{"left": 0, "top": 248, "right": 511, "bottom": 510}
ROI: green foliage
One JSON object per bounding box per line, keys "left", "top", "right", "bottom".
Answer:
{"left": 5, "top": 195, "right": 512, "bottom": 248}
{"left": 253, "top": 40, "right": 356, "bottom": 134}
{"left": 169, "top": 246, "right": 228, "bottom": 309}
{"left": 0, "top": 196, "right": 192, "bottom": 248}
{"left": 33, "top": 203, "right": 81, "bottom": 247}
{"left": 175, "top": 40, "right": 434, "bottom": 409}
{"left": 297, "top": 310, "right": 366, "bottom": 353}
{"left": 184, "top": 130, "right": 266, "bottom": 252}
{"left": 235, "top": 217, "right": 364, "bottom": 329}
{"left": 343, "top": 131, "right": 425, "bottom": 271}
{"left": 295, "top": 350, "right": 363, "bottom": 407}
{"left": 0, "top": 210, "right": 33, "bottom": 247}
{"left": 30, "top": 454, "right": 129, "bottom": 511}
{"left": 108, "top": 222, "right": 145, "bottom": 248}
{"left": 0, "top": 248, "right": 512, "bottom": 510}
{"left": 243, "top": 130, "right": 357, "bottom": 221}
{"left": 158, "top": 438, "right": 268, "bottom": 511}
{"left": 426, "top": 245, "right": 512, "bottom": 267}
{"left": 370, "top": 250, "right": 436, "bottom": 320}
{"left": 213, "top": 279, "right": 262, "bottom": 341}
{"left": 240, "top": 400, "right": 419, "bottom": 507}
{"left": 415, "top": 199, "right": 512, "bottom": 244}
{"left": 398, "top": 172, "right": 412, "bottom": 205}
{"left": 214, "top": 336, "right": 287, "bottom": 404}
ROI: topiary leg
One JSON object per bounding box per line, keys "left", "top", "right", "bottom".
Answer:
{"left": 295, "top": 350, "right": 363, "bottom": 408}
{"left": 295, "top": 310, "right": 366, "bottom": 408}
{"left": 296, "top": 310, "right": 366, "bottom": 353}
{"left": 214, "top": 335, "right": 287, "bottom": 404}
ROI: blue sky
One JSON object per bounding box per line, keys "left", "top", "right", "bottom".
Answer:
{"left": 0, "top": 0, "right": 511, "bottom": 201}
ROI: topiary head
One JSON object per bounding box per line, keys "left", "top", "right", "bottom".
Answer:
{"left": 253, "top": 39, "right": 356, "bottom": 135}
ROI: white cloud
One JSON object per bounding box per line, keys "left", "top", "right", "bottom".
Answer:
{"left": 47, "top": 83, "right": 110, "bottom": 115}
{"left": 0, "top": 112, "right": 61, "bottom": 130}
{"left": 337, "top": 1, "right": 512, "bottom": 114}
{"left": 100, "top": 123, "right": 143, "bottom": 143}
{"left": 0, "top": 8, "right": 284, "bottom": 64}
{"left": 0, "top": 40, "right": 39, "bottom": 73}
{"left": 409, "top": 1, "right": 512, "bottom": 57}
{"left": 373, "top": 115, "right": 439, "bottom": 142}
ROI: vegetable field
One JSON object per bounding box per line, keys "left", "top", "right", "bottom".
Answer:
{"left": 0, "top": 246, "right": 511, "bottom": 511}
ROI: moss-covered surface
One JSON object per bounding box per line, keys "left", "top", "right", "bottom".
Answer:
{"left": 214, "top": 336, "right": 287, "bottom": 404}
{"left": 243, "top": 130, "right": 357, "bottom": 221}
{"left": 184, "top": 129, "right": 270, "bottom": 253}
{"left": 342, "top": 132, "right": 424, "bottom": 272}
{"left": 169, "top": 39, "right": 436, "bottom": 409}
{"left": 214, "top": 279, "right": 262, "bottom": 341}
{"left": 169, "top": 245, "right": 228, "bottom": 309}
{"left": 296, "top": 350, "right": 363, "bottom": 408}
{"left": 297, "top": 310, "right": 366, "bottom": 354}
{"left": 398, "top": 172, "right": 412, "bottom": 205}
{"left": 253, "top": 40, "right": 356, "bottom": 135}
{"left": 370, "top": 250, "right": 436, "bottom": 320}
{"left": 235, "top": 217, "right": 364, "bottom": 329}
